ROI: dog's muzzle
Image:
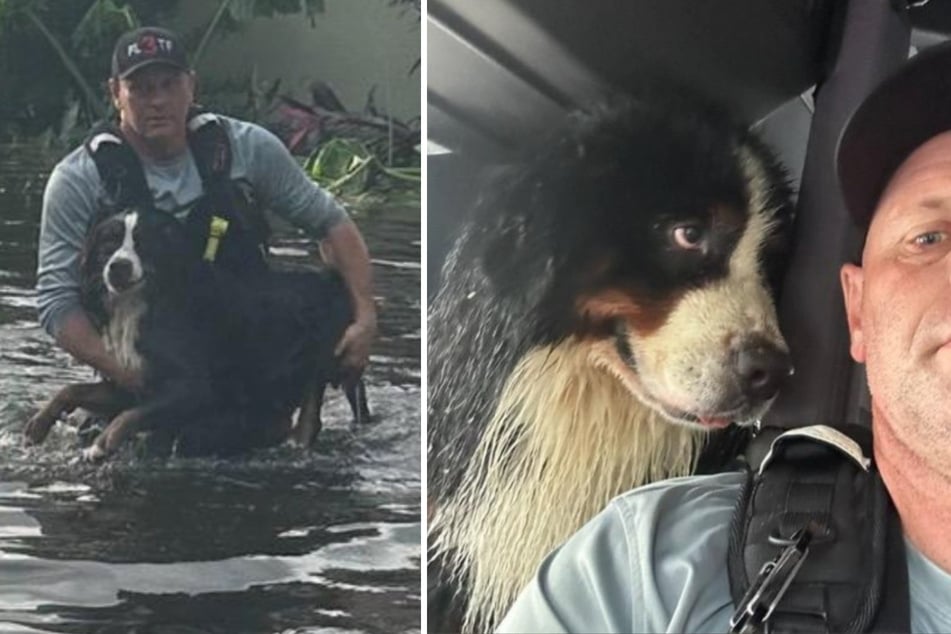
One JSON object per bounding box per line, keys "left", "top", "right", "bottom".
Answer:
{"left": 106, "top": 257, "right": 137, "bottom": 292}
{"left": 732, "top": 336, "right": 794, "bottom": 403}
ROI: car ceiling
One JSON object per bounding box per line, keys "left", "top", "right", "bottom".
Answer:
{"left": 428, "top": 0, "right": 839, "bottom": 158}
{"left": 428, "top": 0, "right": 951, "bottom": 159}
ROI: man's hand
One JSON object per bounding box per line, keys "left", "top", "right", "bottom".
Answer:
{"left": 321, "top": 219, "right": 377, "bottom": 382}
{"left": 334, "top": 314, "right": 376, "bottom": 381}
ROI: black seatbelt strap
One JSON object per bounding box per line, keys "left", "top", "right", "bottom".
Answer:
{"left": 871, "top": 496, "right": 910, "bottom": 633}
{"left": 727, "top": 424, "right": 909, "bottom": 634}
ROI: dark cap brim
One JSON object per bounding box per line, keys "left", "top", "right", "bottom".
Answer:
{"left": 837, "top": 42, "right": 951, "bottom": 227}
{"left": 116, "top": 58, "right": 188, "bottom": 79}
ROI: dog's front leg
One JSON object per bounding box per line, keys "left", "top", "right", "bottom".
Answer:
{"left": 82, "top": 381, "right": 212, "bottom": 462}
{"left": 24, "top": 381, "right": 130, "bottom": 445}
{"left": 81, "top": 405, "right": 147, "bottom": 462}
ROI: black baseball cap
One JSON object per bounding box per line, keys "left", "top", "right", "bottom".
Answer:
{"left": 837, "top": 41, "right": 951, "bottom": 228}
{"left": 111, "top": 27, "right": 189, "bottom": 79}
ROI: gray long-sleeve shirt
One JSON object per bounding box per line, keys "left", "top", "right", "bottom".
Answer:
{"left": 497, "top": 471, "right": 951, "bottom": 634}
{"left": 37, "top": 114, "right": 347, "bottom": 336}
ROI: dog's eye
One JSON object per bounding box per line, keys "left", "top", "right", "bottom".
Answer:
{"left": 100, "top": 232, "right": 122, "bottom": 251}
{"left": 671, "top": 224, "right": 706, "bottom": 250}
{"left": 98, "top": 224, "right": 125, "bottom": 249}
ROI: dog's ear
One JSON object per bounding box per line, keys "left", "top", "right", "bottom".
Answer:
{"left": 739, "top": 133, "right": 797, "bottom": 299}
{"left": 79, "top": 218, "right": 111, "bottom": 327}
{"left": 472, "top": 166, "right": 559, "bottom": 305}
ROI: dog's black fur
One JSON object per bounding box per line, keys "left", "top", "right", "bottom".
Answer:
{"left": 429, "top": 97, "right": 792, "bottom": 499}
{"left": 428, "top": 87, "right": 795, "bottom": 632}
{"left": 25, "top": 208, "right": 369, "bottom": 457}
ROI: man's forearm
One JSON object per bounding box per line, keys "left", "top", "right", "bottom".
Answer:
{"left": 323, "top": 219, "right": 376, "bottom": 324}
{"left": 54, "top": 309, "right": 127, "bottom": 383}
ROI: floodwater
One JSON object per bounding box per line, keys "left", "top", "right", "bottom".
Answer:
{"left": 0, "top": 145, "right": 421, "bottom": 634}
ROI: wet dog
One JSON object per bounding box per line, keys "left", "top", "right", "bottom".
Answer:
{"left": 24, "top": 209, "right": 369, "bottom": 459}
{"left": 428, "top": 91, "right": 795, "bottom": 632}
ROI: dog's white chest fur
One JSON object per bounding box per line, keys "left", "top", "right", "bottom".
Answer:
{"left": 103, "top": 290, "right": 146, "bottom": 374}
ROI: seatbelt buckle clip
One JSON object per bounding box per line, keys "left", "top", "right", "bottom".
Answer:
{"left": 728, "top": 527, "right": 812, "bottom": 634}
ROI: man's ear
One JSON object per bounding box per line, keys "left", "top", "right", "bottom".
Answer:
{"left": 840, "top": 262, "right": 866, "bottom": 363}
{"left": 187, "top": 70, "right": 197, "bottom": 102}
{"left": 108, "top": 77, "right": 120, "bottom": 108}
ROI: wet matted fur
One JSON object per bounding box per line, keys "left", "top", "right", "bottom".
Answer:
{"left": 428, "top": 88, "right": 796, "bottom": 632}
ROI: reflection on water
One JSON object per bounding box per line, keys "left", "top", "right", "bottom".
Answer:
{"left": 0, "top": 144, "right": 421, "bottom": 634}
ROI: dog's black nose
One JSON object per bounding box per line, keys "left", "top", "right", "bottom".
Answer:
{"left": 734, "top": 337, "right": 793, "bottom": 402}
{"left": 107, "top": 258, "right": 134, "bottom": 289}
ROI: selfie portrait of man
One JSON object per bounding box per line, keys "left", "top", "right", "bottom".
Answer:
{"left": 426, "top": 2, "right": 951, "bottom": 634}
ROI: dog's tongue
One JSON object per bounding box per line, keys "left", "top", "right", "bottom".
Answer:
{"left": 699, "top": 416, "right": 732, "bottom": 429}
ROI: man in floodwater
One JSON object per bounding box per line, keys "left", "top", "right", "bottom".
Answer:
{"left": 31, "top": 27, "right": 375, "bottom": 424}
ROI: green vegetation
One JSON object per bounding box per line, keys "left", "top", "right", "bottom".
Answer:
{"left": 0, "top": 0, "right": 168, "bottom": 143}
{"left": 304, "top": 137, "right": 419, "bottom": 208}
{"left": 0, "top": 0, "right": 416, "bottom": 143}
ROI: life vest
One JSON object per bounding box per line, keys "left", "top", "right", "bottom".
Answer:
{"left": 83, "top": 108, "right": 270, "bottom": 277}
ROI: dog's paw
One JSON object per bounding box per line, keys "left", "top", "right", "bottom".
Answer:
{"left": 81, "top": 444, "right": 109, "bottom": 463}
{"left": 23, "top": 412, "right": 58, "bottom": 446}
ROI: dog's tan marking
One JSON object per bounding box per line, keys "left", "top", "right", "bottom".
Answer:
{"left": 577, "top": 289, "right": 679, "bottom": 335}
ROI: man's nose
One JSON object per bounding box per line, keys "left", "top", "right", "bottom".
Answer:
{"left": 145, "top": 90, "right": 168, "bottom": 105}
{"left": 138, "top": 85, "right": 168, "bottom": 105}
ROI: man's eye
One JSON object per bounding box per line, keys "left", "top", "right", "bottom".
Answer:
{"left": 126, "top": 82, "right": 151, "bottom": 95}
{"left": 912, "top": 231, "right": 946, "bottom": 247}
